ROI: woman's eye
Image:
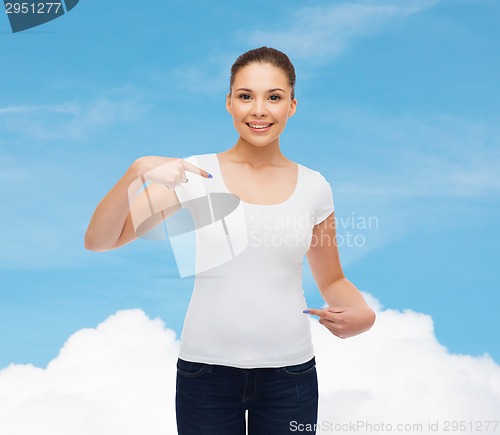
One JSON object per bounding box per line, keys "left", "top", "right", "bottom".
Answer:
{"left": 269, "top": 95, "right": 281, "bottom": 101}
{"left": 239, "top": 94, "right": 251, "bottom": 100}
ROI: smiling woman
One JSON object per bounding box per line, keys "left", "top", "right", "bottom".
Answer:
{"left": 84, "top": 46, "right": 376, "bottom": 435}
{"left": 226, "top": 50, "right": 296, "bottom": 155}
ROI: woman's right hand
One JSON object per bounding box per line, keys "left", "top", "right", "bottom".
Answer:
{"left": 84, "top": 155, "right": 212, "bottom": 252}
{"left": 134, "top": 156, "right": 213, "bottom": 188}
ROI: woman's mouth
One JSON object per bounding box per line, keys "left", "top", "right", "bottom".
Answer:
{"left": 246, "top": 122, "right": 273, "bottom": 133}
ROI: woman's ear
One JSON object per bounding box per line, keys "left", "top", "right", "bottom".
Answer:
{"left": 226, "top": 93, "right": 233, "bottom": 115}
{"left": 288, "top": 98, "right": 297, "bottom": 118}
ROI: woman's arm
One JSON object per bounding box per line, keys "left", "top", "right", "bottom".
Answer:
{"left": 84, "top": 159, "right": 143, "bottom": 252}
{"left": 305, "top": 212, "right": 376, "bottom": 338}
{"left": 84, "top": 156, "right": 211, "bottom": 252}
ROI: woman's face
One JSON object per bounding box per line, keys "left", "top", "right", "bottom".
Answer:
{"left": 226, "top": 62, "right": 297, "bottom": 149}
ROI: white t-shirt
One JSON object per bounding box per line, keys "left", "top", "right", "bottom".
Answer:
{"left": 173, "top": 153, "right": 334, "bottom": 368}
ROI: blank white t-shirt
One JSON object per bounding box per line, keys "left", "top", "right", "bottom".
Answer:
{"left": 173, "top": 153, "right": 334, "bottom": 368}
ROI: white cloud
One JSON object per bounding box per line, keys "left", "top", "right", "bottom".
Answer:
{"left": 0, "top": 98, "right": 147, "bottom": 141}
{"left": 1, "top": 297, "right": 499, "bottom": 435}
{"left": 329, "top": 112, "right": 500, "bottom": 200}
{"left": 167, "top": 50, "right": 239, "bottom": 95}
{"left": 317, "top": 110, "right": 500, "bottom": 265}
{"left": 246, "top": 0, "right": 439, "bottom": 61}
{"left": 168, "top": 0, "right": 441, "bottom": 96}
{"left": 313, "top": 294, "right": 500, "bottom": 427}
{"left": 0, "top": 310, "right": 179, "bottom": 435}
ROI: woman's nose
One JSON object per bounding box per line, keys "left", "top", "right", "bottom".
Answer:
{"left": 251, "top": 100, "right": 268, "bottom": 117}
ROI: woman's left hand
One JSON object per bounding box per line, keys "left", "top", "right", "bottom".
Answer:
{"left": 303, "top": 306, "right": 376, "bottom": 339}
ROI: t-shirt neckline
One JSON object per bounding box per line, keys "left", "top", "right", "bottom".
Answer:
{"left": 212, "top": 153, "right": 302, "bottom": 207}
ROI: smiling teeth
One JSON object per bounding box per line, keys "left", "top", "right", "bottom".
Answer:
{"left": 249, "top": 124, "right": 271, "bottom": 129}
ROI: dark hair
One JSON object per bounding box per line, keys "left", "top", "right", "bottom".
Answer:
{"left": 230, "top": 46, "right": 296, "bottom": 99}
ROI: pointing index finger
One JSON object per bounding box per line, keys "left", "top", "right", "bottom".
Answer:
{"left": 302, "top": 308, "right": 327, "bottom": 317}
{"left": 182, "top": 160, "right": 213, "bottom": 179}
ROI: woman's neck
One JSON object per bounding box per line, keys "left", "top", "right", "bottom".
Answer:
{"left": 223, "top": 137, "right": 290, "bottom": 168}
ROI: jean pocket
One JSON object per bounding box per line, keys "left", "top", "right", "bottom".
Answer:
{"left": 176, "top": 358, "right": 209, "bottom": 377}
{"left": 280, "top": 357, "right": 316, "bottom": 376}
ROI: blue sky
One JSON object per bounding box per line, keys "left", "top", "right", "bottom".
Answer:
{"left": 0, "top": 0, "right": 498, "bottom": 369}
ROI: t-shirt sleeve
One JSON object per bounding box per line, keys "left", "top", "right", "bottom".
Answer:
{"left": 313, "top": 172, "right": 334, "bottom": 225}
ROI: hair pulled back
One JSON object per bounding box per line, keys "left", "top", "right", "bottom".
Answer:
{"left": 229, "top": 47, "right": 296, "bottom": 99}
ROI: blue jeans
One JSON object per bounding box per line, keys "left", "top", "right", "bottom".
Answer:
{"left": 175, "top": 356, "right": 318, "bottom": 435}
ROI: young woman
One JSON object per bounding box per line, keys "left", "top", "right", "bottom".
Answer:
{"left": 85, "top": 47, "right": 376, "bottom": 435}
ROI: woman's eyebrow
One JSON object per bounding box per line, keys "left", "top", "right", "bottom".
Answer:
{"left": 234, "top": 87, "right": 286, "bottom": 93}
